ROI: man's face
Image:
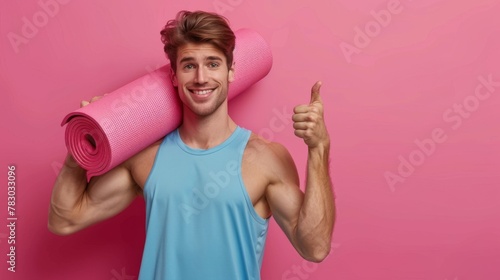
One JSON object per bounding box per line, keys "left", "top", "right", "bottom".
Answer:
{"left": 172, "top": 43, "right": 234, "bottom": 117}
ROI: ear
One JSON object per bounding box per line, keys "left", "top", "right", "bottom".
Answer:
{"left": 170, "top": 67, "right": 178, "bottom": 87}
{"left": 228, "top": 61, "right": 235, "bottom": 83}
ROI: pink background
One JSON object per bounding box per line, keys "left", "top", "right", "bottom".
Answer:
{"left": 1, "top": 0, "right": 500, "bottom": 279}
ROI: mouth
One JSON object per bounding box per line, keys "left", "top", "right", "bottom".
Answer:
{"left": 188, "top": 88, "right": 216, "bottom": 95}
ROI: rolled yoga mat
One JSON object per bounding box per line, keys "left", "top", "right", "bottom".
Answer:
{"left": 62, "top": 28, "right": 273, "bottom": 181}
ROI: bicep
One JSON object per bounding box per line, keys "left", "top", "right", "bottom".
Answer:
{"left": 265, "top": 144, "right": 304, "bottom": 243}
{"left": 74, "top": 163, "right": 139, "bottom": 231}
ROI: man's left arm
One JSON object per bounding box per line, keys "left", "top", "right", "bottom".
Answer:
{"left": 266, "top": 81, "right": 335, "bottom": 262}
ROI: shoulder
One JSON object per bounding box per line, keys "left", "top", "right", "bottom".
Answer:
{"left": 123, "top": 137, "right": 165, "bottom": 189}
{"left": 244, "top": 132, "right": 299, "bottom": 184}
{"left": 245, "top": 133, "right": 287, "bottom": 160}
{"left": 126, "top": 138, "right": 164, "bottom": 168}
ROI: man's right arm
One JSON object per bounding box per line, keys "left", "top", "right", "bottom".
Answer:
{"left": 48, "top": 153, "right": 140, "bottom": 235}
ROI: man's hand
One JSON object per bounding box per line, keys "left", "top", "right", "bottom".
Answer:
{"left": 292, "top": 81, "right": 330, "bottom": 149}
{"left": 80, "top": 93, "right": 108, "bottom": 108}
{"left": 269, "top": 81, "right": 335, "bottom": 262}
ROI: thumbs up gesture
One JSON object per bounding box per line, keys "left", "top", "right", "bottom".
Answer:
{"left": 292, "top": 81, "right": 330, "bottom": 149}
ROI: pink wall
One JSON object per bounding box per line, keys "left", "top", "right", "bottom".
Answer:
{"left": 1, "top": 0, "right": 500, "bottom": 279}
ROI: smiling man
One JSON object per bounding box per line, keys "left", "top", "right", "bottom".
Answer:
{"left": 48, "top": 10, "right": 335, "bottom": 280}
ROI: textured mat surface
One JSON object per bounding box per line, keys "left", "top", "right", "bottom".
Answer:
{"left": 62, "top": 29, "right": 272, "bottom": 181}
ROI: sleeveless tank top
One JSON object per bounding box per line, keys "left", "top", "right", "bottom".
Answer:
{"left": 138, "top": 126, "right": 269, "bottom": 280}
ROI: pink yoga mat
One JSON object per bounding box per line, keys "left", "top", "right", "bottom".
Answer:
{"left": 62, "top": 28, "right": 272, "bottom": 181}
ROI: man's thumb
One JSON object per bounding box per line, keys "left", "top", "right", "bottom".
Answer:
{"left": 310, "top": 81, "right": 322, "bottom": 104}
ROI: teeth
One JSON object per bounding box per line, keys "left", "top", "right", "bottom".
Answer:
{"left": 191, "top": 89, "right": 213, "bottom": 95}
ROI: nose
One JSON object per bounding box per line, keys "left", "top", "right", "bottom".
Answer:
{"left": 194, "top": 67, "right": 208, "bottom": 84}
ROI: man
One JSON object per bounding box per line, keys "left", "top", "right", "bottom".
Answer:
{"left": 48, "top": 10, "right": 335, "bottom": 280}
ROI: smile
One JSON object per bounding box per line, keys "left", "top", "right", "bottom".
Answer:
{"left": 188, "top": 88, "right": 216, "bottom": 95}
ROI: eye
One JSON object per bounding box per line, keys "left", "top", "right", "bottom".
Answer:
{"left": 208, "top": 62, "right": 220, "bottom": 68}
{"left": 183, "top": 64, "right": 195, "bottom": 70}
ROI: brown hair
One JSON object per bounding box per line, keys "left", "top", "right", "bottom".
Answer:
{"left": 160, "top": 10, "right": 236, "bottom": 72}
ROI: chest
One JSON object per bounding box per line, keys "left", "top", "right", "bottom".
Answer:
{"left": 132, "top": 143, "right": 268, "bottom": 206}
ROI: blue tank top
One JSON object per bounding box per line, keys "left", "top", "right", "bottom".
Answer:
{"left": 139, "top": 126, "right": 269, "bottom": 280}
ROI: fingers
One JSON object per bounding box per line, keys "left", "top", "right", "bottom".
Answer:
{"left": 310, "top": 81, "right": 322, "bottom": 104}
{"left": 293, "top": 81, "right": 328, "bottom": 148}
{"left": 293, "top": 106, "right": 321, "bottom": 138}
{"left": 80, "top": 100, "right": 90, "bottom": 108}
{"left": 80, "top": 94, "right": 108, "bottom": 108}
{"left": 293, "top": 105, "right": 321, "bottom": 121}
{"left": 292, "top": 112, "right": 317, "bottom": 123}
{"left": 294, "top": 129, "right": 306, "bottom": 139}
{"left": 90, "top": 96, "right": 103, "bottom": 102}
{"left": 292, "top": 121, "right": 310, "bottom": 130}
{"left": 293, "top": 104, "right": 309, "bottom": 114}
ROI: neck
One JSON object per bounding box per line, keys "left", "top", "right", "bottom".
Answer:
{"left": 178, "top": 102, "right": 237, "bottom": 149}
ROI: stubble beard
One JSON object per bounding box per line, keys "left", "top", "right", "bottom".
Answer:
{"left": 187, "top": 88, "right": 228, "bottom": 118}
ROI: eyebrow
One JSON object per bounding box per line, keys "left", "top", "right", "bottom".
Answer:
{"left": 206, "top": 56, "right": 223, "bottom": 62}
{"left": 179, "top": 56, "right": 223, "bottom": 64}
{"left": 179, "top": 57, "right": 195, "bottom": 64}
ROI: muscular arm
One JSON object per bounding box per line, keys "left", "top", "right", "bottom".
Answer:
{"left": 48, "top": 154, "right": 140, "bottom": 235}
{"left": 266, "top": 81, "right": 335, "bottom": 262}
{"left": 300, "top": 143, "right": 335, "bottom": 260}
